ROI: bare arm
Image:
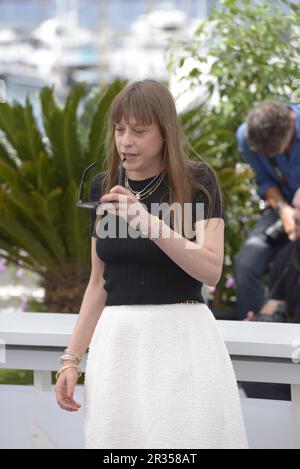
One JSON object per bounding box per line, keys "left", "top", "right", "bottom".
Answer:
{"left": 259, "top": 299, "right": 286, "bottom": 316}
{"left": 66, "top": 237, "right": 107, "bottom": 357}
{"left": 55, "top": 237, "right": 107, "bottom": 411}
{"left": 265, "top": 187, "right": 296, "bottom": 239}
{"left": 245, "top": 300, "right": 286, "bottom": 321}
{"left": 265, "top": 186, "right": 287, "bottom": 208}
{"left": 151, "top": 216, "right": 225, "bottom": 287}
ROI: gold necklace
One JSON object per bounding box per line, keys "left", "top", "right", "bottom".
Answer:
{"left": 125, "top": 170, "right": 166, "bottom": 201}
{"left": 126, "top": 171, "right": 162, "bottom": 196}
{"left": 125, "top": 173, "right": 165, "bottom": 200}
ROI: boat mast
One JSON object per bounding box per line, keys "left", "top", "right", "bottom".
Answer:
{"left": 55, "top": 0, "right": 67, "bottom": 18}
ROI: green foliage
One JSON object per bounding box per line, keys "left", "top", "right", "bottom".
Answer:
{"left": 0, "top": 79, "right": 126, "bottom": 312}
{"left": 0, "top": 369, "right": 85, "bottom": 385}
{"left": 0, "top": 369, "right": 33, "bottom": 385}
{"left": 0, "top": 80, "right": 125, "bottom": 275}
{"left": 169, "top": 0, "right": 300, "bottom": 308}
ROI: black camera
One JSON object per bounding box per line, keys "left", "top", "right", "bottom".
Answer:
{"left": 255, "top": 303, "right": 287, "bottom": 322}
{"left": 264, "top": 219, "right": 286, "bottom": 246}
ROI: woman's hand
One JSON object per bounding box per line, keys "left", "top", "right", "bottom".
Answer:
{"left": 55, "top": 361, "right": 81, "bottom": 412}
{"left": 98, "top": 185, "right": 151, "bottom": 232}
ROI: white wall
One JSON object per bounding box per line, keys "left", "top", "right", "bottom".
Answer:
{"left": 0, "top": 385, "right": 299, "bottom": 449}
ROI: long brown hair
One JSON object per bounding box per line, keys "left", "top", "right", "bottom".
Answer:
{"left": 94, "top": 79, "right": 224, "bottom": 234}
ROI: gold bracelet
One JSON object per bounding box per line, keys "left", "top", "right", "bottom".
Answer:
{"left": 140, "top": 216, "right": 165, "bottom": 239}
{"left": 55, "top": 364, "right": 82, "bottom": 381}
{"left": 64, "top": 348, "right": 82, "bottom": 362}
{"left": 59, "top": 354, "right": 79, "bottom": 365}
{"left": 151, "top": 218, "right": 163, "bottom": 239}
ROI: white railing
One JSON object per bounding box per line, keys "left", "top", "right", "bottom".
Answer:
{"left": 1, "top": 312, "right": 300, "bottom": 449}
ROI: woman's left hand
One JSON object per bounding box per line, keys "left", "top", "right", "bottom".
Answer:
{"left": 98, "top": 185, "right": 151, "bottom": 232}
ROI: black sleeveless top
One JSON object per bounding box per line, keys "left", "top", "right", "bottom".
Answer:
{"left": 88, "top": 165, "right": 225, "bottom": 306}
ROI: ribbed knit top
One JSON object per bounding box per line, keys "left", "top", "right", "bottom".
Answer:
{"left": 88, "top": 163, "right": 225, "bottom": 306}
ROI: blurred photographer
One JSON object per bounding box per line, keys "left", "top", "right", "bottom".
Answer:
{"left": 234, "top": 101, "right": 300, "bottom": 320}
{"left": 241, "top": 188, "right": 300, "bottom": 401}
{"left": 246, "top": 187, "right": 300, "bottom": 323}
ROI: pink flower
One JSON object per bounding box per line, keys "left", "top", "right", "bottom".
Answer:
{"left": 0, "top": 258, "right": 7, "bottom": 273}
{"left": 20, "top": 297, "right": 28, "bottom": 312}
{"left": 225, "top": 276, "right": 235, "bottom": 289}
{"left": 16, "top": 268, "right": 24, "bottom": 278}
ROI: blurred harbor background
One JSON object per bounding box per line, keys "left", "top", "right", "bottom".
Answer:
{"left": 0, "top": 0, "right": 217, "bottom": 104}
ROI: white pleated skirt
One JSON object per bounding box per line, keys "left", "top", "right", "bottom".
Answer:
{"left": 83, "top": 303, "right": 248, "bottom": 449}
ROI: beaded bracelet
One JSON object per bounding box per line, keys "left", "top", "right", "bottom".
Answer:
{"left": 55, "top": 364, "right": 82, "bottom": 381}
{"left": 140, "top": 216, "right": 166, "bottom": 239}
{"left": 64, "top": 348, "right": 82, "bottom": 362}
{"left": 59, "top": 354, "right": 80, "bottom": 365}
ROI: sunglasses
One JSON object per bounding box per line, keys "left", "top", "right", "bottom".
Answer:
{"left": 76, "top": 162, "right": 100, "bottom": 209}
{"left": 77, "top": 159, "right": 126, "bottom": 209}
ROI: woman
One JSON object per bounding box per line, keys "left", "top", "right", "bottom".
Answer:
{"left": 55, "top": 79, "right": 248, "bottom": 449}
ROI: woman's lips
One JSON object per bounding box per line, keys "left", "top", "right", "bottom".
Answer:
{"left": 123, "top": 154, "right": 138, "bottom": 160}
